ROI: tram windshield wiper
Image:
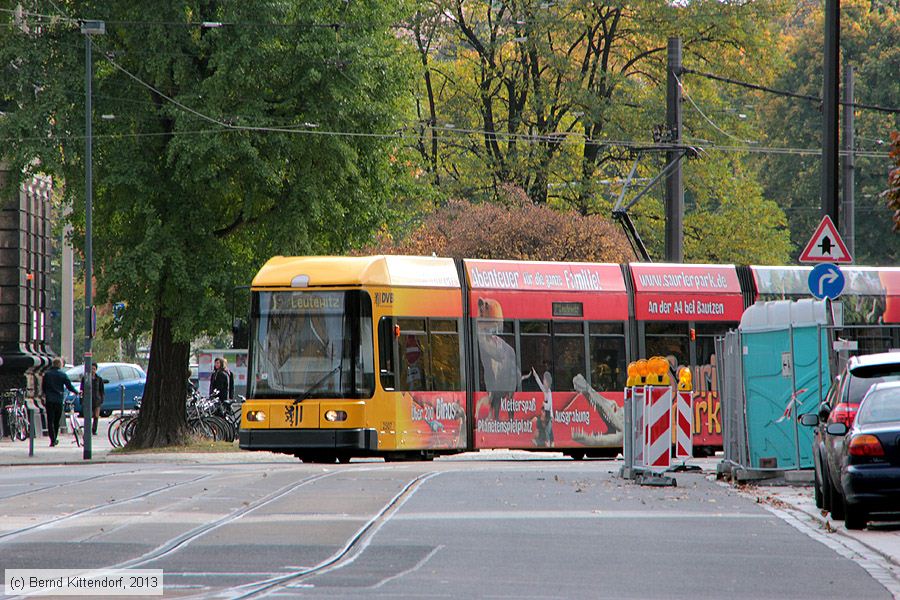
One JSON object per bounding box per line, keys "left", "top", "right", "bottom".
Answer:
{"left": 292, "top": 365, "right": 341, "bottom": 405}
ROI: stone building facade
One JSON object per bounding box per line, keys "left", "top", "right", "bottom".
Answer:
{"left": 0, "top": 164, "right": 55, "bottom": 396}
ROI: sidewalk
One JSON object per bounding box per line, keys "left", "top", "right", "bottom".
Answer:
{"left": 0, "top": 418, "right": 295, "bottom": 465}
{"left": 0, "top": 418, "right": 115, "bottom": 465}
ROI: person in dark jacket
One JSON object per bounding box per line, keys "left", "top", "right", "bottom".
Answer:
{"left": 80, "top": 363, "right": 106, "bottom": 435}
{"left": 41, "top": 357, "right": 77, "bottom": 446}
{"left": 209, "top": 358, "right": 233, "bottom": 401}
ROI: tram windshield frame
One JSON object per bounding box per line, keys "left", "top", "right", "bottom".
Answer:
{"left": 249, "top": 290, "right": 375, "bottom": 399}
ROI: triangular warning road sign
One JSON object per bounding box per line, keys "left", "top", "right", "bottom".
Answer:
{"left": 799, "top": 215, "right": 853, "bottom": 264}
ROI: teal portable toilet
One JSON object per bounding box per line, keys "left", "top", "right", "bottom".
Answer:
{"left": 739, "top": 299, "right": 831, "bottom": 470}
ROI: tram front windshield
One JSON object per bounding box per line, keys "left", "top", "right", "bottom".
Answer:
{"left": 250, "top": 290, "right": 374, "bottom": 399}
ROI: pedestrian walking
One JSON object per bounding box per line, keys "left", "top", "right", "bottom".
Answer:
{"left": 80, "top": 363, "right": 106, "bottom": 435}
{"left": 41, "top": 357, "right": 78, "bottom": 446}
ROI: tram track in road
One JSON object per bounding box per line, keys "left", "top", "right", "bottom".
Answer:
{"left": 112, "top": 471, "right": 339, "bottom": 570}
{"left": 218, "top": 471, "right": 441, "bottom": 600}
{"left": 0, "top": 467, "right": 151, "bottom": 502}
{"left": 0, "top": 473, "right": 216, "bottom": 543}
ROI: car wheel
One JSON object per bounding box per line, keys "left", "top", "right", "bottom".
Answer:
{"left": 829, "top": 478, "right": 846, "bottom": 520}
{"left": 844, "top": 504, "right": 867, "bottom": 530}
{"left": 820, "top": 464, "right": 832, "bottom": 512}
{"left": 813, "top": 467, "right": 824, "bottom": 509}
{"left": 100, "top": 410, "right": 112, "bottom": 418}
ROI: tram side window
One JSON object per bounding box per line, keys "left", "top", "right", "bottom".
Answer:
{"left": 397, "top": 318, "right": 429, "bottom": 392}
{"left": 429, "top": 319, "right": 462, "bottom": 392}
{"left": 378, "top": 317, "right": 462, "bottom": 392}
{"left": 519, "top": 321, "right": 551, "bottom": 392}
{"left": 589, "top": 322, "right": 626, "bottom": 391}
{"left": 553, "top": 321, "right": 585, "bottom": 392}
{"left": 377, "top": 317, "right": 396, "bottom": 390}
{"left": 475, "top": 317, "right": 517, "bottom": 394}
{"left": 644, "top": 322, "right": 689, "bottom": 376}
{"left": 694, "top": 323, "right": 735, "bottom": 393}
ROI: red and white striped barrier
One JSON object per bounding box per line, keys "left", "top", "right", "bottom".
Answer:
{"left": 630, "top": 385, "right": 645, "bottom": 467}
{"left": 674, "top": 390, "right": 693, "bottom": 460}
{"left": 643, "top": 386, "right": 672, "bottom": 470}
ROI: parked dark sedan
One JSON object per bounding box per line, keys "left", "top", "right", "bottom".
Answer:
{"left": 824, "top": 381, "right": 900, "bottom": 529}
{"left": 800, "top": 351, "right": 900, "bottom": 519}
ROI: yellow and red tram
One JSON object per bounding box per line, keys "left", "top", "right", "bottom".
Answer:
{"left": 239, "top": 256, "right": 900, "bottom": 462}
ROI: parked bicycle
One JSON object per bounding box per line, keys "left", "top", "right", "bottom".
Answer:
{"left": 64, "top": 398, "right": 83, "bottom": 447}
{"left": 2, "top": 390, "right": 29, "bottom": 442}
{"left": 106, "top": 390, "right": 244, "bottom": 448}
{"left": 107, "top": 396, "right": 140, "bottom": 448}
{"left": 187, "top": 389, "right": 236, "bottom": 442}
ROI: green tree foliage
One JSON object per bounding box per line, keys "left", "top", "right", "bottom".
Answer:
{"left": 757, "top": 0, "right": 900, "bottom": 265}
{"left": 0, "top": 1, "right": 413, "bottom": 446}
{"left": 404, "top": 0, "right": 792, "bottom": 264}
{"left": 365, "top": 185, "right": 633, "bottom": 263}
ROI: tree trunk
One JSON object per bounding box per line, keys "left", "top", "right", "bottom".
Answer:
{"left": 127, "top": 312, "right": 191, "bottom": 449}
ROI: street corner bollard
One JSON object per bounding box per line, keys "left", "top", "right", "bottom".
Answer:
{"left": 643, "top": 357, "right": 672, "bottom": 472}
{"left": 674, "top": 367, "right": 693, "bottom": 461}
{"left": 28, "top": 404, "right": 37, "bottom": 457}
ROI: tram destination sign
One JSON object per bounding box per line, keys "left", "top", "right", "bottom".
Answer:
{"left": 552, "top": 302, "right": 584, "bottom": 317}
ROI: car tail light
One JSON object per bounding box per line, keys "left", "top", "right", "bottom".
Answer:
{"left": 848, "top": 434, "right": 885, "bottom": 457}
{"left": 828, "top": 402, "right": 858, "bottom": 427}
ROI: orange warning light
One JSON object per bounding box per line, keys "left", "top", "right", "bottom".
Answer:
{"left": 677, "top": 367, "right": 692, "bottom": 391}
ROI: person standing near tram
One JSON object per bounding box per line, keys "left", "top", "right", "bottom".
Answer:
{"left": 209, "top": 357, "right": 234, "bottom": 401}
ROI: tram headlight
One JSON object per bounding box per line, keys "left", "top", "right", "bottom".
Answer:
{"left": 324, "top": 410, "right": 348, "bottom": 422}
{"left": 246, "top": 410, "right": 267, "bottom": 422}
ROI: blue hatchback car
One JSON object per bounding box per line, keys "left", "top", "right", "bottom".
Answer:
{"left": 66, "top": 362, "right": 146, "bottom": 416}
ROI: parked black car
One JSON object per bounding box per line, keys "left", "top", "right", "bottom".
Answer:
{"left": 822, "top": 381, "right": 900, "bottom": 529}
{"left": 801, "top": 351, "right": 900, "bottom": 520}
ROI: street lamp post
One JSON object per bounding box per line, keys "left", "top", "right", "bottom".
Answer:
{"left": 81, "top": 19, "right": 105, "bottom": 460}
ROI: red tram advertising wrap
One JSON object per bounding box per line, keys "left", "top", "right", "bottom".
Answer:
{"left": 466, "top": 260, "right": 628, "bottom": 457}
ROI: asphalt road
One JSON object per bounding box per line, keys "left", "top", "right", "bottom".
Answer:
{"left": 0, "top": 457, "right": 896, "bottom": 599}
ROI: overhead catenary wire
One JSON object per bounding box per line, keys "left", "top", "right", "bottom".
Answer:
{"left": 674, "top": 73, "right": 758, "bottom": 145}
{"left": 0, "top": 6, "right": 386, "bottom": 32}
{"left": 682, "top": 67, "right": 900, "bottom": 115}
{"left": 1, "top": 124, "right": 891, "bottom": 160}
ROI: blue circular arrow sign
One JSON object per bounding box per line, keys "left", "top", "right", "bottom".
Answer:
{"left": 808, "top": 262, "right": 845, "bottom": 300}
